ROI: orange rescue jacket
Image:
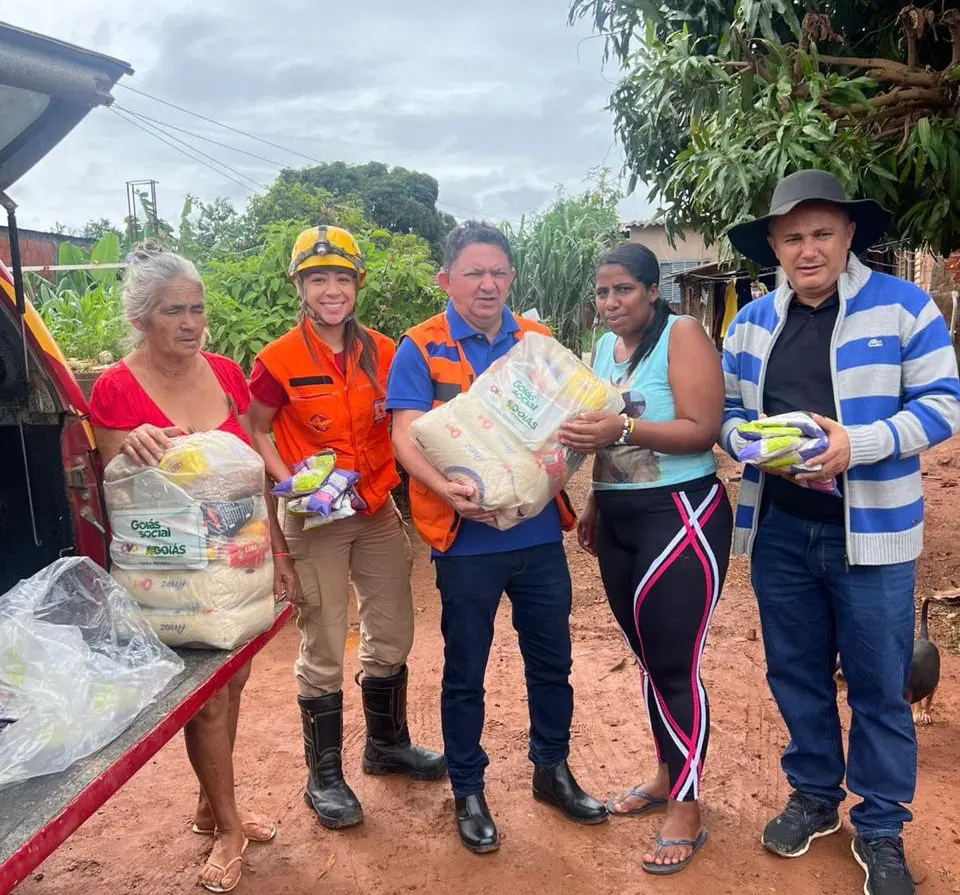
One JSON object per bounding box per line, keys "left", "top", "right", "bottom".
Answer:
{"left": 256, "top": 322, "right": 399, "bottom": 515}
{"left": 401, "top": 311, "right": 577, "bottom": 552}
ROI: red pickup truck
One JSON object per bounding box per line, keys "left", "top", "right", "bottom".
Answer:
{"left": 0, "top": 23, "right": 132, "bottom": 595}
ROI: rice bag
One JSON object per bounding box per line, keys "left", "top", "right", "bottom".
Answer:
{"left": 103, "top": 431, "right": 275, "bottom": 650}
{"left": 409, "top": 331, "right": 623, "bottom": 530}
{"left": 734, "top": 412, "right": 840, "bottom": 496}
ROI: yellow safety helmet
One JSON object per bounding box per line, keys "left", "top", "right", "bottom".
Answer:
{"left": 288, "top": 225, "right": 366, "bottom": 286}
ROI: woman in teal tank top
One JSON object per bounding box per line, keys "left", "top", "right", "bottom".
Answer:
{"left": 559, "top": 243, "right": 733, "bottom": 876}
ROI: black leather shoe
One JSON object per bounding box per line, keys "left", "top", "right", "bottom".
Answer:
{"left": 532, "top": 761, "right": 608, "bottom": 825}
{"left": 360, "top": 666, "right": 447, "bottom": 781}
{"left": 298, "top": 692, "right": 363, "bottom": 829}
{"left": 455, "top": 794, "right": 499, "bottom": 854}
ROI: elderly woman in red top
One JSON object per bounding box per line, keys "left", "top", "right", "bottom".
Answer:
{"left": 89, "top": 244, "right": 283, "bottom": 894}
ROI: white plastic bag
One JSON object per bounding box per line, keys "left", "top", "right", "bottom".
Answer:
{"left": 103, "top": 431, "right": 275, "bottom": 649}
{"left": 0, "top": 557, "right": 184, "bottom": 789}
{"left": 410, "top": 332, "right": 623, "bottom": 529}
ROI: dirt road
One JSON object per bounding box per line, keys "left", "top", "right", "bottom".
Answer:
{"left": 17, "top": 443, "right": 960, "bottom": 895}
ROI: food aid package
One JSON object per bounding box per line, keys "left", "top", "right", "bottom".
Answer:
{"left": 273, "top": 451, "right": 366, "bottom": 530}
{"left": 409, "top": 331, "right": 624, "bottom": 529}
{"left": 103, "top": 431, "right": 275, "bottom": 649}
{"left": 0, "top": 557, "right": 183, "bottom": 788}
{"left": 734, "top": 411, "right": 841, "bottom": 496}
{"left": 110, "top": 564, "right": 274, "bottom": 651}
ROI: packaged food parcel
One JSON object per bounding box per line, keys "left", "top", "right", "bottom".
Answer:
{"left": 733, "top": 411, "right": 840, "bottom": 496}
{"left": 409, "top": 331, "right": 623, "bottom": 530}
{"left": 103, "top": 431, "right": 275, "bottom": 649}
{"left": 0, "top": 556, "right": 183, "bottom": 788}
{"left": 273, "top": 451, "right": 367, "bottom": 530}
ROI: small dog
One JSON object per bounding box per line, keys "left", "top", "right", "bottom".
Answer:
{"left": 834, "top": 598, "right": 941, "bottom": 725}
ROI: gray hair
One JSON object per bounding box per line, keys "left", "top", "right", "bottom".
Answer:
{"left": 122, "top": 241, "right": 203, "bottom": 339}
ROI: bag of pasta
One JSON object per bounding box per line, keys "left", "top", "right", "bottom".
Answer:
{"left": 103, "top": 431, "right": 274, "bottom": 650}
{"left": 409, "top": 331, "right": 623, "bottom": 530}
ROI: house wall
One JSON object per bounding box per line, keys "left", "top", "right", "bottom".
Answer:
{"left": 624, "top": 223, "right": 718, "bottom": 306}
{"left": 624, "top": 224, "right": 719, "bottom": 264}
{"left": 0, "top": 227, "right": 95, "bottom": 281}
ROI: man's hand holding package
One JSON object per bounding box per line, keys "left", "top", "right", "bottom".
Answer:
{"left": 442, "top": 480, "right": 499, "bottom": 524}
{"left": 795, "top": 413, "right": 851, "bottom": 482}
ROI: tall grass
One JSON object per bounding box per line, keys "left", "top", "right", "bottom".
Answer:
{"left": 503, "top": 181, "right": 621, "bottom": 352}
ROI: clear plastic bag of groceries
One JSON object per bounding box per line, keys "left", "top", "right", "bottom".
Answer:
{"left": 409, "top": 331, "right": 624, "bottom": 529}
{"left": 103, "top": 431, "right": 275, "bottom": 650}
{"left": 0, "top": 557, "right": 183, "bottom": 789}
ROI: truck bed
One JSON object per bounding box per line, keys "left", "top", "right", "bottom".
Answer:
{"left": 0, "top": 602, "right": 293, "bottom": 894}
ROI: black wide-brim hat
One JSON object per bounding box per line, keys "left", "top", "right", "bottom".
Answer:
{"left": 726, "top": 169, "right": 893, "bottom": 269}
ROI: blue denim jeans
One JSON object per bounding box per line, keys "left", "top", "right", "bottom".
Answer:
{"left": 434, "top": 542, "right": 573, "bottom": 798}
{"left": 751, "top": 503, "right": 917, "bottom": 840}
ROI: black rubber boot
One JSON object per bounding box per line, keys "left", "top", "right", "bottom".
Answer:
{"left": 532, "top": 760, "right": 608, "bottom": 824}
{"left": 359, "top": 666, "right": 447, "bottom": 781}
{"left": 298, "top": 691, "right": 363, "bottom": 829}
{"left": 455, "top": 793, "right": 499, "bottom": 854}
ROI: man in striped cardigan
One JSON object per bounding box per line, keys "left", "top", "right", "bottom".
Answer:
{"left": 721, "top": 170, "right": 960, "bottom": 895}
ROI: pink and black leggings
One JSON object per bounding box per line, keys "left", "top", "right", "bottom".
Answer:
{"left": 594, "top": 475, "right": 733, "bottom": 802}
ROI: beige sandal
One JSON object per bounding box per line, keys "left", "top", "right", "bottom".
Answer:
{"left": 199, "top": 838, "right": 249, "bottom": 894}
{"left": 192, "top": 820, "right": 277, "bottom": 843}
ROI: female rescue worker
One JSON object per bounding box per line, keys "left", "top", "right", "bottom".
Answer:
{"left": 248, "top": 225, "right": 446, "bottom": 829}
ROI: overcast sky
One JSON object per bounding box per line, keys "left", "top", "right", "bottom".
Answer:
{"left": 3, "top": 0, "right": 655, "bottom": 233}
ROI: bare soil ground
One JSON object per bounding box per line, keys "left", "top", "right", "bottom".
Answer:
{"left": 16, "top": 439, "right": 960, "bottom": 895}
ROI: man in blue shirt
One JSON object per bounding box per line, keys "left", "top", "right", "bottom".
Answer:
{"left": 388, "top": 221, "right": 607, "bottom": 853}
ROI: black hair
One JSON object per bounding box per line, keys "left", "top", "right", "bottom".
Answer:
{"left": 442, "top": 220, "right": 513, "bottom": 269}
{"left": 597, "top": 242, "right": 673, "bottom": 375}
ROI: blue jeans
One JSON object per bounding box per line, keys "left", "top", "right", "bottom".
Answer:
{"left": 434, "top": 542, "right": 573, "bottom": 798}
{"left": 751, "top": 503, "right": 917, "bottom": 839}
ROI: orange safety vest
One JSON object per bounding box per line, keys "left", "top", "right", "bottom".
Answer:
{"left": 401, "top": 311, "right": 577, "bottom": 553}
{"left": 256, "top": 322, "right": 400, "bottom": 515}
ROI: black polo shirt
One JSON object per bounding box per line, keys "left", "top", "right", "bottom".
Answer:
{"left": 760, "top": 292, "right": 845, "bottom": 525}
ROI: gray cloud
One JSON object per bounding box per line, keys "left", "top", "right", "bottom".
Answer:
{"left": 7, "top": 0, "right": 653, "bottom": 231}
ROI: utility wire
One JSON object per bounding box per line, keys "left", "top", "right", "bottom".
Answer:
{"left": 117, "top": 83, "right": 326, "bottom": 165}
{"left": 110, "top": 107, "right": 263, "bottom": 194}
{"left": 117, "top": 109, "right": 270, "bottom": 191}
{"left": 115, "top": 105, "right": 291, "bottom": 169}
{"left": 114, "top": 83, "right": 527, "bottom": 224}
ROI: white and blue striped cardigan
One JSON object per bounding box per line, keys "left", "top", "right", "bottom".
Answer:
{"left": 720, "top": 253, "right": 960, "bottom": 566}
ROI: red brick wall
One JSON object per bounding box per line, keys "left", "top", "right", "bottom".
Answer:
{"left": 0, "top": 228, "right": 94, "bottom": 281}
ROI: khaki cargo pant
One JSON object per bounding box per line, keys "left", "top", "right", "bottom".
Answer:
{"left": 280, "top": 496, "right": 415, "bottom": 697}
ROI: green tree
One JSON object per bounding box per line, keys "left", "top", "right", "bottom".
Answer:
{"left": 80, "top": 218, "right": 123, "bottom": 242}
{"left": 193, "top": 197, "right": 253, "bottom": 252}
{"left": 275, "top": 162, "right": 457, "bottom": 259}
{"left": 502, "top": 174, "right": 622, "bottom": 352}
{"left": 244, "top": 180, "right": 341, "bottom": 236}
{"left": 202, "top": 218, "right": 445, "bottom": 370}
{"left": 571, "top": 0, "right": 960, "bottom": 255}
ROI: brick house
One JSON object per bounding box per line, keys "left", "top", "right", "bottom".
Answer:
{"left": 0, "top": 226, "right": 94, "bottom": 280}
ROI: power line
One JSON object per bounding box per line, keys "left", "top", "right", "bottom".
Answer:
{"left": 114, "top": 83, "right": 526, "bottom": 224}
{"left": 115, "top": 106, "right": 291, "bottom": 170}
{"left": 117, "top": 109, "right": 270, "bottom": 191}
{"left": 116, "top": 83, "right": 325, "bottom": 165}
{"left": 110, "top": 107, "right": 263, "bottom": 195}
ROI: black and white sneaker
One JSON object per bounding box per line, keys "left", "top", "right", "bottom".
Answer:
{"left": 762, "top": 791, "right": 841, "bottom": 857}
{"left": 852, "top": 836, "right": 915, "bottom": 895}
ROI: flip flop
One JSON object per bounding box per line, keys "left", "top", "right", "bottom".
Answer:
{"left": 200, "top": 838, "right": 249, "bottom": 893}
{"left": 605, "top": 786, "right": 668, "bottom": 817}
{"left": 192, "top": 820, "right": 277, "bottom": 843}
{"left": 641, "top": 827, "right": 709, "bottom": 875}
